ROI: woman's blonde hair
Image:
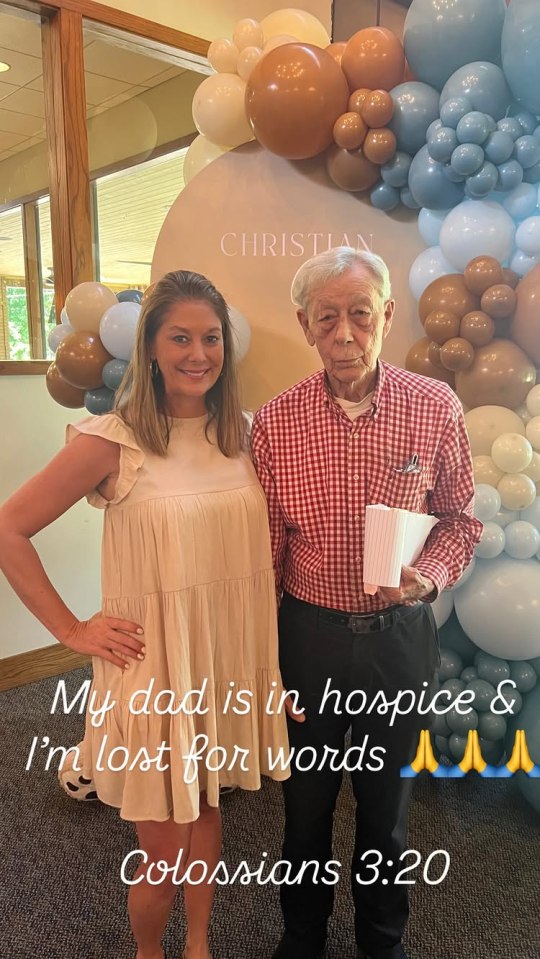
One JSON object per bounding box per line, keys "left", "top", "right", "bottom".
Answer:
{"left": 114, "top": 270, "right": 245, "bottom": 457}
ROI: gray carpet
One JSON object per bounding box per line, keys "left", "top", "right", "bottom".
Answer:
{"left": 1, "top": 669, "right": 539, "bottom": 959}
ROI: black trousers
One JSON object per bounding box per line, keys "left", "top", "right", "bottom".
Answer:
{"left": 278, "top": 592, "right": 439, "bottom": 959}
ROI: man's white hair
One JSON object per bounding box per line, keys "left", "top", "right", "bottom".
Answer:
{"left": 291, "top": 246, "right": 392, "bottom": 312}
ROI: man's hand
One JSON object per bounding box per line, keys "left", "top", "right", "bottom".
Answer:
{"left": 284, "top": 694, "right": 306, "bottom": 723}
{"left": 377, "top": 565, "right": 435, "bottom": 607}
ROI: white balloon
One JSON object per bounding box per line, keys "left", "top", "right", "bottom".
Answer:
{"left": 439, "top": 200, "right": 515, "bottom": 272}
{"left": 491, "top": 432, "right": 533, "bottom": 473}
{"left": 454, "top": 556, "right": 540, "bottom": 660}
{"left": 48, "top": 323, "right": 73, "bottom": 352}
{"left": 526, "top": 384, "right": 540, "bottom": 418}
{"left": 520, "top": 496, "right": 540, "bottom": 530}
{"left": 237, "top": 45, "right": 262, "bottom": 81}
{"left": 510, "top": 249, "right": 540, "bottom": 277}
{"left": 232, "top": 18, "right": 264, "bottom": 51}
{"left": 526, "top": 415, "right": 540, "bottom": 451}
{"left": 497, "top": 472, "right": 537, "bottom": 511}
{"left": 465, "top": 406, "right": 525, "bottom": 457}
{"left": 432, "top": 589, "right": 454, "bottom": 627}
{"left": 474, "top": 483, "right": 501, "bottom": 522}
{"left": 504, "top": 520, "right": 540, "bottom": 559}
{"left": 60, "top": 307, "right": 70, "bottom": 325}
{"left": 192, "top": 73, "right": 254, "bottom": 148}
{"left": 260, "top": 9, "right": 330, "bottom": 47}
{"left": 492, "top": 508, "right": 518, "bottom": 529}
{"left": 208, "top": 38, "right": 239, "bottom": 74}
{"left": 228, "top": 305, "right": 251, "bottom": 361}
{"left": 99, "top": 301, "right": 140, "bottom": 361}
{"left": 183, "top": 135, "right": 230, "bottom": 185}
{"left": 449, "top": 556, "right": 476, "bottom": 590}
{"left": 515, "top": 216, "right": 540, "bottom": 257}
{"left": 417, "top": 208, "right": 449, "bottom": 248}
{"left": 408, "top": 246, "right": 454, "bottom": 300}
{"left": 475, "top": 522, "right": 505, "bottom": 559}
{"left": 514, "top": 402, "right": 532, "bottom": 425}
{"left": 472, "top": 454, "right": 504, "bottom": 487}
{"left": 523, "top": 451, "right": 540, "bottom": 482}
{"left": 502, "top": 183, "right": 538, "bottom": 220}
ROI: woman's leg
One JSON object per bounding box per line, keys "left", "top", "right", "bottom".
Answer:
{"left": 128, "top": 817, "right": 193, "bottom": 959}
{"left": 183, "top": 793, "right": 222, "bottom": 959}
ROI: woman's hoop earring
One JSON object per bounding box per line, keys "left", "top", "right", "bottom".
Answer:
{"left": 150, "top": 359, "right": 159, "bottom": 379}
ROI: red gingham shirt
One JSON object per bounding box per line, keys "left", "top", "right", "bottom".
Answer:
{"left": 251, "top": 360, "right": 482, "bottom": 613}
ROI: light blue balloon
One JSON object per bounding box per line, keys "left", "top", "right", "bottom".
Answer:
{"left": 440, "top": 62, "right": 512, "bottom": 121}
{"left": 515, "top": 216, "right": 540, "bottom": 256}
{"left": 478, "top": 712, "right": 507, "bottom": 742}
{"left": 450, "top": 143, "right": 484, "bottom": 176}
{"left": 403, "top": 0, "right": 506, "bottom": 92}
{"left": 456, "top": 111, "right": 491, "bottom": 145}
{"left": 502, "top": 0, "right": 540, "bottom": 116}
{"left": 443, "top": 163, "right": 466, "bottom": 184}
{"left": 400, "top": 187, "right": 421, "bottom": 210}
{"left": 510, "top": 249, "right": 540, "bottom": 277}
{"left": 497, "top": 159, "right": 524, "bottom": 191}
{"left": 504, "top": 520, "right": 540, "bottom": 559}
{"left": 508, "top": 661, "right": 537, "bottom": 693}
{"left": 511, "top": 109, "right": 538, "bottom": 136}
{"left": 370, "top": 182, "right": 400, "bottom": 212}
{"left": 484, "top": 131, "right": 515, "bottom": 165}
{"left": 523, "top": 161, "right": 540, "bottom": 184}
{"left": 534, "top": 125, "right": 540, "bottom": 142}
{"left": 514, "top": 135, "right": 540, "bottom": 170}
{"left": 84, "top": 386, "right": 115, "bottom": 415}
{"left": 117, "top": 288, "right": 143, "bottom": 304}
{"left": 389, "top": 82, "right": 440, "bottom": 155}
{"left": 465, "top": 161, "right": 498, "bottom": 198}
{"left": 426, "top": 118, "right": 443, "bottom": 140}
{"left": 408, "top": 145, "right": 465, "bottom": 210}
{"left": 380, "top": 151, "right": 412, "bottom": 188}
{"left": 440, "top": 97, "right": 473, "bottom": 130}
{"left": 418, "top": 207, "right": 448, "bottom": 246}
{"left": 502, "top": 183, "right": 538, "bottom": 219}
{"left": 507, "top": 681, "right": 540, "bottom": 814}
{"left": 102, "top": 358, "right": 129, "bottom": 390}
{"left": 519, "top": 498, "right": 540, "bottom": 530}
{"left": 428, "top": 126, "right": 458, "bottom": 163}
{"left": 466, "top": 679, "right": 496, "bottom": 712}
{"left": 497, "top": 117, "right": 524, "bottom": 141}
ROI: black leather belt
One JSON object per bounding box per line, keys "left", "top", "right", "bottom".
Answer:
{"left": 317, "top": 604, "right": 416, "bottom": 634}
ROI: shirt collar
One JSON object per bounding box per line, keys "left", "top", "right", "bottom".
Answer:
{"left": 320, "top": 360, "right": 386, "bottom": 420}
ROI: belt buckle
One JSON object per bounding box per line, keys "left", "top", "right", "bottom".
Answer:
{"left": 349, "top": 614, "right": 373, "bottom": 634}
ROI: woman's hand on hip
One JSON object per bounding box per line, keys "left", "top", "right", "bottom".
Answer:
{"left": 62, "top": 613, "right": 145, "bottom": 669}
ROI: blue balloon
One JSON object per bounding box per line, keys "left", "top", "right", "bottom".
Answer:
{"left": 84, "top": 386, "right": 115, "bottom": 415}
{"left": 511, "top": 109, "right": 538, "bottom": 136}
{"left": 102, "top": 358, "right": 129, "bottom": 390}
{"left": 380, "top": 151, "right": 412, "bottom": 188}
{"left": 400, "top": 187, "right": 421, "bottom": 210}
{"left": 403, "top": 0, "right": 506, "bottom": 92}
{"left": 451, "top": 143, "right": 485, "bottom": 176}
{"left": 497, "top": 117, "right": 524, "bottom": 142}
{"left": 417, "top": 207, "right": 449, "bottom": 246}
{"left": 484, "top": 131, "right": 514, "bottom": 165}
{"left": 534, "top": 125, "right": 540, "bottom": 143}
{"left": 408, "top": 145, "right": 465, "bottom": 210}
{"left": 497, "top": 159, "right": 524, "bottom": 191}
{"left": 389, "top": 82, "right": 440, "bottom": 155}
{"left": 443, "top": 163, "right": 466, "bottom": 183}
{"left": 502, "top": 183, "right": 538, "bottom": 219}
{"left": 523, "top": 162, "right": 540, "bottom": 184}
{"left": 465, "top": 161, "right": 498, "bottom": 198}
{"left": 370, "top": 182, "right": 400, "bottom": 211}
{"left": 506, "top": 681, "right": 540, "bottom": 815}
{"left": 439, "top": 97, "right": 473, "bottom": 130}
{"left": 426, "top": 118, "right": 443, "bottom": 140}
{"left": 502, "top": 0, "right": 540, "bottom": 116}
{"left": 456, "top": 111, "right": 491, "bottom": 146}
{"left": 514, "top": 135, "right": 540, "bottom": 170}
{"left": 440, "top": 62, "right": 512, "bottom": 121}
{"left": 428, "top": 126, "right": 458, "bottom": 163}
{"left": 117, "top": 289, "right": 143, "bottom": 304}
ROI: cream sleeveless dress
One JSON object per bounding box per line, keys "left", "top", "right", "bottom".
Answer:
{"left": 66, "top": 412, "right": 289, "bottom": 823}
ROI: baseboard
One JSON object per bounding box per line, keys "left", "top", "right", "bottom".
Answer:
{"left": 0, "top": 644, "right": 90, "bottom": 692}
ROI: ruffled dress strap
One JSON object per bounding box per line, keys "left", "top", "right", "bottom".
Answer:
{"left": 66, "top": 412, "right": 144, "bottom": 509}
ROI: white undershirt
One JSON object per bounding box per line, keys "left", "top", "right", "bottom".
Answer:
{"left": 335, "top": 391, "right": 374, "bottom": 421}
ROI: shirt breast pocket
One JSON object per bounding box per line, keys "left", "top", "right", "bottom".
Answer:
{"left": 369, "top": 464, "right": 432, "bottom": 513}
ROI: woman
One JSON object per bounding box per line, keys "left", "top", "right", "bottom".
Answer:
{"left": 0, "top": 270, "right": 289, "bottom": 959}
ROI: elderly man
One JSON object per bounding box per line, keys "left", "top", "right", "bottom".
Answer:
{"left": 251, "top": 247, "right": 481, "bottom": 959}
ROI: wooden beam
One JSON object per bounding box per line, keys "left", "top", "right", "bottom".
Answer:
{"left": 42, "top": 8, "right": 93, "bottom": 323}
{"left": 0, "top": 360, "right": 50, "bottom": 375}
{"left": 22, "top": 201, "right": 45, "bottom": 358}
{"left": 0, "top": 643, "right": 90, "bottom": 692}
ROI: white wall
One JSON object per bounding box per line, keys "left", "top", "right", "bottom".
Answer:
{"left": 0, "top": 377, "right": 102, "bottom": 658}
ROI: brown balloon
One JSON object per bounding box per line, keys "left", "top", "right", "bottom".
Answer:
{"left": 245, "top": 43, "right": 350, "bottom": 160}
{"left": 511, "top": 263, "right": 540, "bottom": 365}
{"left": 325, "top": 41, "right": 347, "bottom": 67}
{"left": 428, "top": 340, "right": 444, "bottom": 368}
{"left": 480, "top": 283, "right": 517, "bottom": 320}
{"left": 333, "top": 111, "right": 368, "bottom": 150}
{"left": 348, "top": 88, "right": 371, "bottom": 114}
{"left": 460, "top": 311, "right": 495, "bottom": 347}
{"left": 326, "top": 144, "right": 380, "bottom": 191}
{"left": 419, "top": 274, "right": 480, "bottom": 324}
{"left": 45, "top": 361, "right": 86, "bottom": 409}
{"left": 361, "top": 89, "right": 394, "bottom": 128}
{"left": 405, "top": 336, "right": 455, "bottom": 386}
{"left": 362, "top": 127, "right": 396, "bottom": 164}
{"left": 424, "top": 310, "right": 461, "bottom": 344}
{"left": 463, "top": 256, "right": 504, "bottom": 296}
{"left": 341, "top": 27, "right": 405, "bottom": 92}
{"left": 55, "top": 330, "right": 113, "bottom": 390}
{"left": 440, "top": 337, "right": 475, "bottom": 372}
{"left": 501, "top": 267, "right": 520, "bottom": 290}
{"left": 455, "top": 339, "right": 536, "bottom": 409}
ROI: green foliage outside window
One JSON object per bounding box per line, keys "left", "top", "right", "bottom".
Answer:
{"left": 6, "top": 285, "right": 56, "bottom": 360}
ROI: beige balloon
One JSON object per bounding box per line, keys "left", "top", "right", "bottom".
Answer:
{"left": 526, "top": 384, "right": 540, "bottom": 417}
{"left": 208, "top": 38, "right": 239, "bottom": 74}
{"left": 491, "top": 432, "right": 533, "bottom": 473}
{"left": 514, "top": 403, "right": 532, "bottom": 425}
{"left": 237, "top": 45, "right": 263, "bottom": 81}
{"left": 473, "top": 455, "right": 504, "bottom": 487}
{"left": 64, "top": 282, "right": 117, "bottom": 334}
{"left": 465, "top": 405, "right": 525, "bottom": 456}
{"left": 525, "top": 415, "right": 540, "bottom": 451}
{"left": 192, "top": 73, "right": 254, "bottom": 148}
{"left": 523, "top": 451, "right": 540, "bottom": 482}
{"left": 183, "top": 135, "right": 231, "bottom": 185}
{"left": 233, "top": 18, "right": 264, "bottom": 52}
{"left": 263, "top": 34, "right": 298, "bottom": 53}
{"left": 261, "top": 9, "right": 330, "bottom": 48}
{"left": 497, "top": 472, "right": 536, "bottom": 511}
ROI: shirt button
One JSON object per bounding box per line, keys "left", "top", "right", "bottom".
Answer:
{"left": 353, "top": 473, "right": 359, "bottom": 480}
{"left": 355, "top": 555, "right": 361, "bottom": 562}
{"left": 354, "top": 514, "right": 360, "bottom": 521}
